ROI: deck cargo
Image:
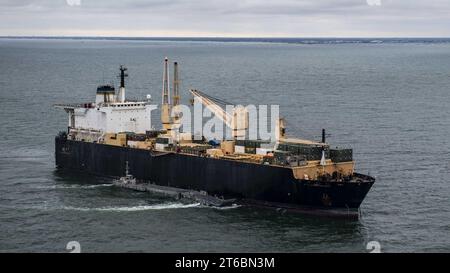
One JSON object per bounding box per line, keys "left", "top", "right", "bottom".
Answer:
{"left": 54, "top": 59, "right": 375, "bottom": 218}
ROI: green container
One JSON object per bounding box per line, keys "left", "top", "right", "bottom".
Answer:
{"left": 245, "top": 147, "right": 256, "bottom": 154}
{"left": 330, "top": 149, "right": 353, "bottom": 162}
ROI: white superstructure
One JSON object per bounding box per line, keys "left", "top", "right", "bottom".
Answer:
{"left": 55, "top": 66, "right": 154, "bottom": 141}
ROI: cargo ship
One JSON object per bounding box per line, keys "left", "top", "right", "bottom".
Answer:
{"left": 55, "top": 58, "right": 375, "bottom": 218}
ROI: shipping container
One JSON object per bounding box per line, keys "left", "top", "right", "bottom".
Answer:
{"left": 235, "top": 145, "right": 245, "bottom": 154}
{"left": 330, "top": 149, "right": 353, "bottom": 162}
{"left": 245, "top": 147, "right": 256, "bottom": 154}
{"left": 235, "top": 139, "right": 270, "bottom": 148}
{"left": 278, "top": 142, "right": 329, "bottom": 160}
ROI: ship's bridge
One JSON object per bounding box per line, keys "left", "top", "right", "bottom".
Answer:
{"left": 55, "top": 65, "right": 155, "bottom": 136}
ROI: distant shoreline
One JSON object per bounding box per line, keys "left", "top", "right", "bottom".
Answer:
{"left": 1, "top": 36, "right": 450, "bottom": 45}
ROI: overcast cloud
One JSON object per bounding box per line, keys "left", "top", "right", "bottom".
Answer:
{"left": 0, "top": 0, "right": 449, "bottom": 37}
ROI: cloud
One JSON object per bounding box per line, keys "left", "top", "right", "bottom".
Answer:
{"left": 0, "top": 0, "right": 449, "bottom": 37}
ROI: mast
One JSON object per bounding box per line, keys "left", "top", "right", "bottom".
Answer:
{"left": 173, "top": 62, "right": 180, "bottom": 107}
{"left": 162, "top": 57, "right": 170, "bottom": 105}
{"left": 172, "top": 62, "right": 181, "bottom": 124}
{"left": 118, "top": 65, "right": 128, "bottom": 103}
{"left": 161, "top": 57, "right": 172, "bottom": 131}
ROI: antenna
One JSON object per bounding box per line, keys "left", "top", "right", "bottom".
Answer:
{"left": 321, "top": 128, "right": 331, "bottom": 143}
{"left": 116, "top": 65, "right": 128, "bottom": 103}
{"left": 119, "top": 65, "right": 128, "bottom": 89}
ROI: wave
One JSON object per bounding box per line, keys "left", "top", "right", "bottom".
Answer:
{"left": 210, "top": 204, "right": 242, "bottom": 210}
{"left": 9, "top": 202, "right": 240, "bottom": 212}
{"left": 29, "top": 202, "right": 240, "bottom": 212}
{"left": 34, "top": 184, "right": 113, "bottom": 190}
{"left": 1, "top": 147, "right": 51, "bottom": 160}
{"left": 59, "top": 202, "right": 201, "bottom": 212}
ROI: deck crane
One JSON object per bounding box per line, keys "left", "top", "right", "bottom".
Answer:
{"left": 172, "top": 62, "right": 180, "bottom": 107}
{"left": 161, "top": 58, "right": 183, "bottom": 131}
{"left": 172, "top": 61, "right": 181, "bottom": 124}
{"left": 189, "top": 89, "right": 286, "bottom": 141}
{"left": 189, "top": 89, "right": 249, "bottom": 139}
{"left": 161, "top": 57, "right": 172, "bottom": 131}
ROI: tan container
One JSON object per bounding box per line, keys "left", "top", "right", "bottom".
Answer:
{"left": 128, "top": 140, "right": 139, "bottom": 148}
{"left": 116, "top": 133, "right": 127, "bottom": 140}
{"left": 221, "top": 140, "right": 235, "bottom": 155}
{"left": 137, "top": 140, "right": 153, "bottom": 149}
{"left": 179, "top": 132, "right": 193, "bottom": 143}
{"left": 206, "top": 148, "right": 224, "bottom": 157}
{"left": 292, "top": 161, "right": 355, "bottom": 180}
{"left": 104, "top": 133, "right": 127, "bottom": 147}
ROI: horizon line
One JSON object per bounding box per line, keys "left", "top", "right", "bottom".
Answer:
{"left": 1, "top": 36, "right": 450, "bottom": 39}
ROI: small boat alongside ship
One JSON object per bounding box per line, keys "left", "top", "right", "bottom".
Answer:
{"left": 55, "top": 58, "right": 375, "bottom": 218}
{"left": 113, "top": 161, "right": 237, "bottom": 207}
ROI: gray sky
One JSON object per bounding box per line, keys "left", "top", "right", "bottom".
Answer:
{"left": 1, "top": 0, "right": 449, "bottom": 37}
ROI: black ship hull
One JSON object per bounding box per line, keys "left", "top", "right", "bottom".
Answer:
{"left": 55, "top": 136, "right": 374, "bottom": 216}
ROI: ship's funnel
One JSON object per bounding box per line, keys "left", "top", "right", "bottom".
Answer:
{"left": 96, "top": 84, "right": 115, "bottom": 104}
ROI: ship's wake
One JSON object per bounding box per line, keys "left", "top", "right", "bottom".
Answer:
{"left": 59, "top": 202, "right": 201, "bottom": 212}
{"left": 27, "top": 201, "right": 241, "bottom": 212}
{"left": 35, "top": 184, "right": 113, "bottom": 190}
{"left": 209, "top": 204, "right": 242, "bottom": 210}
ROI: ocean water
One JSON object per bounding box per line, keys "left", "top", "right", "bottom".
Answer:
{"left": 0, "top": 38, "right": 449, "bottom": 252}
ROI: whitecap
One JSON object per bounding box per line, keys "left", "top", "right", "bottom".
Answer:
{"left": 211, "top": 204, "right": 242, "bottom": 210}
{"left": 59, "top": 202, "right": 201, "bottom": 212}
{"left": 34, "top": 183, "right": 113, "bottom": 190}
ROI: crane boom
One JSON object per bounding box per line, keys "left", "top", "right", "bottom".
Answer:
{"left": 189, "top": 89, "right": 247, "bottom": 138}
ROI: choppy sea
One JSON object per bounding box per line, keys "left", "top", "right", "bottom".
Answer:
{"left": 0, "top": 38, "right": 449, "bottom": 252}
